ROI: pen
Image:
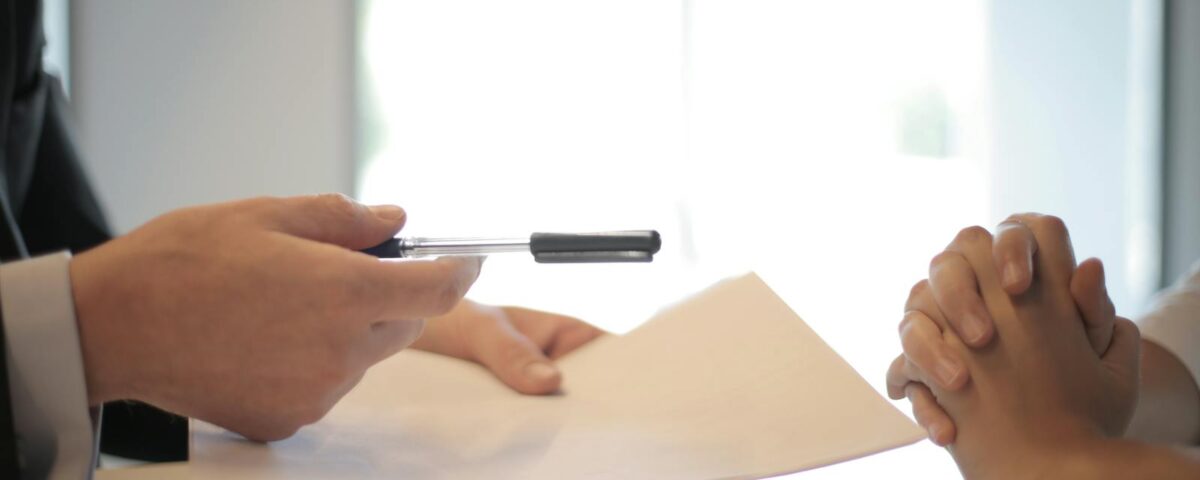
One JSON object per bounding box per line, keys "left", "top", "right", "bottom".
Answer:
{"left": 361, "top": 230, "right": 662, "bottom": 263}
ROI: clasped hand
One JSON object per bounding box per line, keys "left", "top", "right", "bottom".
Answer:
{"left": 886, "top": 214, "right": 1140, "bottom": 478}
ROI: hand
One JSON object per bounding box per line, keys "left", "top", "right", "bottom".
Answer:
{"left": 886, "top": 214, "right": 1116, "bottom": 445}
{"left": 901, "top": 222, "right": 1140, "bottom": 479}
{"left": 69, "top": 194, "right": 483, "bottom": 441}
{"left": 927, "top": 213, "right": 1117, "bottom": 351}
{"left": 412, "top": 300, "right": 606, "bottom": 394}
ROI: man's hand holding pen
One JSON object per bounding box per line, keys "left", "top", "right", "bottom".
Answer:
{"left": 68, "top": 194, "right": 603, "bottom": 442}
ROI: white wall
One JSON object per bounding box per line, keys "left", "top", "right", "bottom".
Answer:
{"left": 986, "top": 0, "right": 1161, "bottom": 315}
{"left": 71, "top": 0, "right": 355, "bottom": 233}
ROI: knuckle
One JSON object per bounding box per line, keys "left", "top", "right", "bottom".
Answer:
{"left": 994, "top": 220, "right": 1030, "bottom": 246}
{"left": 898, "top": 315, "right": 931, "bottom": 352}
{"left": 901, "top": 309, "right": 929, "bottom": 327}
{"left": 317, "top": 193, "right": 363, "bottom": 220}
{"left": 1035, "top": 214, "right": 1069, "bottom": 239}
{"left": 928, "top": 251, "right": 959, "bottom": 272}
{"left": 953, "top": 225, "right": 993, "bottom": 246}
{"left": 898, "top": 310, "right": 919, "bottom": 335}
{"left": 908, "top": 279, "right": 929, "bottom": 300}
{"left": 900, "top": 329, "right": 924, "bottom": 355}
{"left": 905, "top": 279, "right": 933, "bottom": 313}
{"left": 1003, "top": 212, "right": 1037, "bottom": 225}
{"left": 928, "top": 255, "right": 973, "bottom": 299}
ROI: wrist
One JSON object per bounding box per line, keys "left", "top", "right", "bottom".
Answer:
{"left": 954, "top": 416, "right": 1104, "bottom": 480}
{"left": 70, "top": 248, "right": 138, "bottom": 405}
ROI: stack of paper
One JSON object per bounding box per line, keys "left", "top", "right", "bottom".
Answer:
{"left": 101, "top": 273, "right": 923, "bottom": 480}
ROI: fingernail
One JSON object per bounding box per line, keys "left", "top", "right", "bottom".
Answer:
{"left": 935, "top": 356, "right": 963, "bottom": 387}
{"left": 371, "top": 205, "right": 406, "bottom": 221}
{"left": 961, "top": 313, "right": 988, "bottom": 345}
{"left": 1003, "top": 262, "right": 1021, "bottom": 288}
{"left": 524, "top": 363, "right": 559, "bottom": 382}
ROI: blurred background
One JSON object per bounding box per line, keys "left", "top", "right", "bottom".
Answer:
{"left": 59, "top": 0, "right": 1198, "bottom": 478}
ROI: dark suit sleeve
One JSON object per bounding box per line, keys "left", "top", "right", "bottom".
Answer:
{"left": 0, "top": 0, "right": 27, "bottom": 474}
{"left": 15, "top": 76, "right": 110, "bottom": 256}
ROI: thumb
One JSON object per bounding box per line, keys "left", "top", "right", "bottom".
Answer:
{"left": 264, "top": 194, "right": 406, "bottom": 249}
{"left": 470, "top": 318, "right": 563, "bottom": 395}
{"left": 1102, "top": 316, "right": 1141, "bottom": 380}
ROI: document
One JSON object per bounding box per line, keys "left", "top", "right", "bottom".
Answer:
{"left": 117, "top": 273, "right": 923, "bottom": 479}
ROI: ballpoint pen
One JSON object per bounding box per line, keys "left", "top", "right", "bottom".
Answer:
{"left": 361, "top": 230, "right": 662, "bottom": 263}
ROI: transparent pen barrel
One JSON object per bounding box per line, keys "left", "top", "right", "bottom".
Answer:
{"left": 401, "top": 237, "right": 529, "bottom": 257}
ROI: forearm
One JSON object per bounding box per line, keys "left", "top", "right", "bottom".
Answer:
{"left": 1126, "top": 339, "right": 1200, "bottom": 444}
{"left": 1056, "top": 438, "right": 1200, "bottom": 479}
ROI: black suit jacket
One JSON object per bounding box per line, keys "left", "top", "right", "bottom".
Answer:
{"left": 1, "top": 0, "right": 186, "bottom": 474}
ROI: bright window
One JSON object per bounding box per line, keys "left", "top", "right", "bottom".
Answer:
{"left": 358, "top": 1, "right": 1159, "bottom": 477}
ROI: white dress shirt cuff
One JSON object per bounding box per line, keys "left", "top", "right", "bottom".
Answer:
{"left": 1, "top": 252, "right": 96, "bottom": 479}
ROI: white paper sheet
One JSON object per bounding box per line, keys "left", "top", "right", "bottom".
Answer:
{"left": 101, "top": 273, "right": 923, "bottom": 480}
